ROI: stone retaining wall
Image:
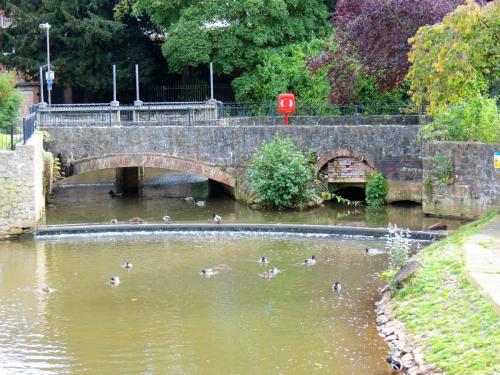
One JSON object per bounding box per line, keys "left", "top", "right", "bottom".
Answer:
{"left": 422, "top": 142, "right": 500, "bottom": 219}
{"left": 0, "top": 133, "right": 45, "bottom": 237}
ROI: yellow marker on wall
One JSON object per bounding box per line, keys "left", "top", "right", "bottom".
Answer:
{"left": 495, "top": 152, "right": 500, "bottom": 169}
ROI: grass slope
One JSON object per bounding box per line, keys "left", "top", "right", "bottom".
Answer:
{"left": 394, "top": 211, "right": 499, "bottom": 375}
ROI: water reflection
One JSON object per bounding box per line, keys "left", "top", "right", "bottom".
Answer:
{"left": 0, "top": 235, "right": 395, "bottom": 374}
{"left": 47, "top": 168, "right": 466, "bottom": 230}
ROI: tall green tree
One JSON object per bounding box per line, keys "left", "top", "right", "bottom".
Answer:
{"left": 407, "top": 0, "right": 499, "bottom": 114}
{"left": 0, "top": 0, "right": 164, "bottom": 98}
{"left": 232, "top": 39, "right": 331, "bottom": 103}
{"left": 124, "top": 0, "right": 330, "bottom": 74}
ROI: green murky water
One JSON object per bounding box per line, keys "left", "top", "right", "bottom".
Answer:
{"left": 0, "top": 233, "right": 396, "bottom": 374}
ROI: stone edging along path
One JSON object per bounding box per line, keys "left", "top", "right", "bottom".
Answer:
{"left": 375, "top": 290, "right": 445, "bottom": 375}
{"left": 35, "top": 223, "right": 446, "bottom": 240}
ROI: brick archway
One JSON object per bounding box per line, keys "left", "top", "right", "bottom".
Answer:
{"left": 70, "top": 153, "right": 236, "bottom": 188}
{"left": 316, "top": 149, "right": 375, "bottom": 183}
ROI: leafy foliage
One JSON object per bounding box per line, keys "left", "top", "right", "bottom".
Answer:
{"left": 0, "top": 72, "right": 22, "bottom": 132}
{"left": 0, "top": 0, "right": 163, "bottom": 96}
{"left": 249, "top": 135, "right": 314, "bottom": 209}
{"left": 422, "top": 154, "right": 454, "bottom": 188}
{"left": 384, "top": 224, "right": 410, "bottom": 271}
{"left": 419, "top": 95, "right": 500, "bottom": 143}
{"left": 407, "top": 1, "right": 499, "bottom": 114}
{"left": 308, "top": 0, "right": 463, "bottom": 104}
{"left": 127, "top": 0, "right": 330, "bottom": 74}
{"left": 365, "top": 171, "right": 388, "bottom": 206}
{"left": 232, "top": 39, "right": 331, "bottom": 103}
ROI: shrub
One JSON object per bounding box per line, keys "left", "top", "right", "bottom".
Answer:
{"left": 365, "top": 171, "right": 388, "bottom": 206}
{"left": 249, "top": 135, "right": 314, "bottom": 209}
{"left": 0, "top": 72, "right": 22, "bottom": 132}
{"left": 385, "top": 224, "right": 410, "bottom": 271}
{"left": 419, "top": 95, "right": 500, "bottom": 143}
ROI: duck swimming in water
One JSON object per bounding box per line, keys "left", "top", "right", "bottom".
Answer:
{"left": 332, "top": 281, "right": 342, "bottom": 291}
{"left": 129, "top": 217, "right": 145, "bottom": 224}
{"left": 110, "top": 276, "right": 120, "bottom": 286}
{"left": 201, "top": 268, "right": 217, "bottom": 277}
{"left": 109, "top": 218, "right": 118, "bottom": 224}
{"left": 122, "top": 261, "right": 133, "bottom": 269}
{"left": 304, "top": 255, "right": 316, "bottom": 265}
{"left": 212, "top": 213, "right": 222, "bottom": 224}
{"left": 163, "top": 215, "right": 172, "bottom": 223}
{"left": 261, "top": 267, "right": 280, "bottom": 279}
{"left": 41, "top": 286, "right": 51, "bottom": 293}
{"left": 109, "top": 190, "right": 122, "bottom": 198}
{"left": 258, "top": 256, "right": 269, "bottom": 264}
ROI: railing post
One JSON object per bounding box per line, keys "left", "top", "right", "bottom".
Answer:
{"left": 11, "top": 124, "right": 15, "bottom": 150}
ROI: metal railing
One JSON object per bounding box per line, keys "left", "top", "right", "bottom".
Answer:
{"left": 36, "top": 101, "right": 424, "bottom": 127}
{"left": 0, "top": 110, "right": 38, "bottom": 151}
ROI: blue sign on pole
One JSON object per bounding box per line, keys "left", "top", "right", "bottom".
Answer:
{"left": 46, "top": 79, "right": 53, "bottom": 88}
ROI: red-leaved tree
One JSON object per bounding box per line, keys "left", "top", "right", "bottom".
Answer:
{"left": 308, "top": 0, "right": 466, "bottom": 104}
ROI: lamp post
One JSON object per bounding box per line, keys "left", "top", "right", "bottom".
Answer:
{"left": 39, "top": 22, "right": 52, "bottom": 107}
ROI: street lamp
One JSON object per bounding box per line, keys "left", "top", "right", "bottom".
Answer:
{"left": 39, "top": 22, "right": 53, "bottom": 107}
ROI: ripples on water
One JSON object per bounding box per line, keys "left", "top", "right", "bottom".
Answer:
{"left": 0, "top": 234, "right": 404, "bottom": 374}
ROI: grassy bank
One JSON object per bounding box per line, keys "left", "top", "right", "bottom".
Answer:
{"left": 393, "top": 211, "right": 499, "bottom": 374}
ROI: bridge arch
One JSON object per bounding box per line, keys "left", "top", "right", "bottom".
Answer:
{"left": 69, "top": 153, "right": 236, "bottom": 188}
{"left": 316, "top": 149, "right": 375, "bottom": 183}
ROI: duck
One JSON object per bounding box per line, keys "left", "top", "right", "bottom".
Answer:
{"left": 201, "top": 268, "right": 217, "bottom": 277}
{"left": 109, "top": 218, "right": 118, "bottom": 224}
{"left": 332, "top": 281, "right": 342, "bottom": 291}
{"left": 386, "top": 354, "right": 403, "bottom": 372}
{"left": 121, "top": 261, "right": 133, "bottom": 269}
{"left": 212, "top": 213, "right": 222, "bottom": 224}
{"left": 109, "top": 190, "right": 122, "bottom": 198}
{"left": 110, "top": 276, "right": 120, "bottom": 286}
{"left": 196, "top": 200, "right": 206, "bottom": 208}
{"left": 184, "top": 196, "right": 194, "bottom": 203}
{"left": 41, "top": 286, "right": 51, "bottom": 293}
{"left": 162, "top": 215, "right": 172, "bottom": 223}
{"left": 129, "top": 217, "right": 145, "bottom": 224}
{"left": 270, "top": 267, "right": 280, "bottom": 276}
{"left": 258, "top": 256, "right": 269, "bottom": 264}
{"left": 304, "top": 255, "right": 316, "bottom": 265}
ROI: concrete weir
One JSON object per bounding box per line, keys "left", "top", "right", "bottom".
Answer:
{"left": 36, "top": 223, "right": 446, "bottom": 241}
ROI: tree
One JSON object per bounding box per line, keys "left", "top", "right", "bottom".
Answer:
{"left": 0, "top": 72, "right": 22, "bottom": 132}
{"left": 308, "top": 0, "right": 464, "bottom": 104}
{"left": 0, "top": 0, "right": 164, "bottom": 99}
{"left": 249, "top": 135, "right": 314, "bottom": 209}
{"left": 407, "top": 1, "right": 499, "bottom": 114}
{"left": 232, "top": 39, "right": 331, "bottom": 103}
{"left": 126, "top": 0, "right": 330, "bottom": 74}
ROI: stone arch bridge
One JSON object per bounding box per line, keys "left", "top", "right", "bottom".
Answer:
{"left": 43, "top": 120, "right": 423, "bottom": 202}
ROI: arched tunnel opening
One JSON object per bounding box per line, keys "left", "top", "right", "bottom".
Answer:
{"left": 332, "top": 185, "right": 366, "bottom": 202}
{"left": 391, "top": 200, "right": 421, "bottom": 207}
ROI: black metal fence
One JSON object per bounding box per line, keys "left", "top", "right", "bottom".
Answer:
{"left": 36, "top": 101, "right": 424, "bottom": 127}
{"left": 143, "top": 84, "right": 235, "bottom": 103}
{"left": 0, "top": 111, "right": 38, "bottom": 151}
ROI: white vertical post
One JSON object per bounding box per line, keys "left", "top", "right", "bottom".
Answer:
{"left": 134, "top": 64, "right": 143, "bottom": 107}
{"left": 209, "top": 62, "right": 214, "bottom": 102}
{"left": 111, "top": 64, "right": 119, "bottom": 106}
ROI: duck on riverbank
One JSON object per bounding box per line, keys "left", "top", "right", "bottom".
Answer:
{"left": 109, "top": 190, "right": 122, "bottom": 198}
{"left": 196, "top": 200, "right": 206, "bottom": 208}
{"left": 212, "top": 213, "right": 222, "bottom": 224}
{"left": 129, "top": 217, "right": 145, "bottom": 224}
{"left": 163, "top": 215, "right": 172, "bottom": 223}
{"left": 109, "top": 218, "right": 118, "bottom": 224}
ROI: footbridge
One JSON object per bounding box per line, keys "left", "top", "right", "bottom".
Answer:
{"left": 40, "top": 104, "right": 424, "bottom": 202}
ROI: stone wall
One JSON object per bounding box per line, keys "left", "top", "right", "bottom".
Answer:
{"left": 422, "top": 142, "right": 500, "bottom": 219}
{"left": 0, "top": 133, "right": 45, "bottom": 237}
{"left": 43, "top": 124, "right": 422, "bottom": 203}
